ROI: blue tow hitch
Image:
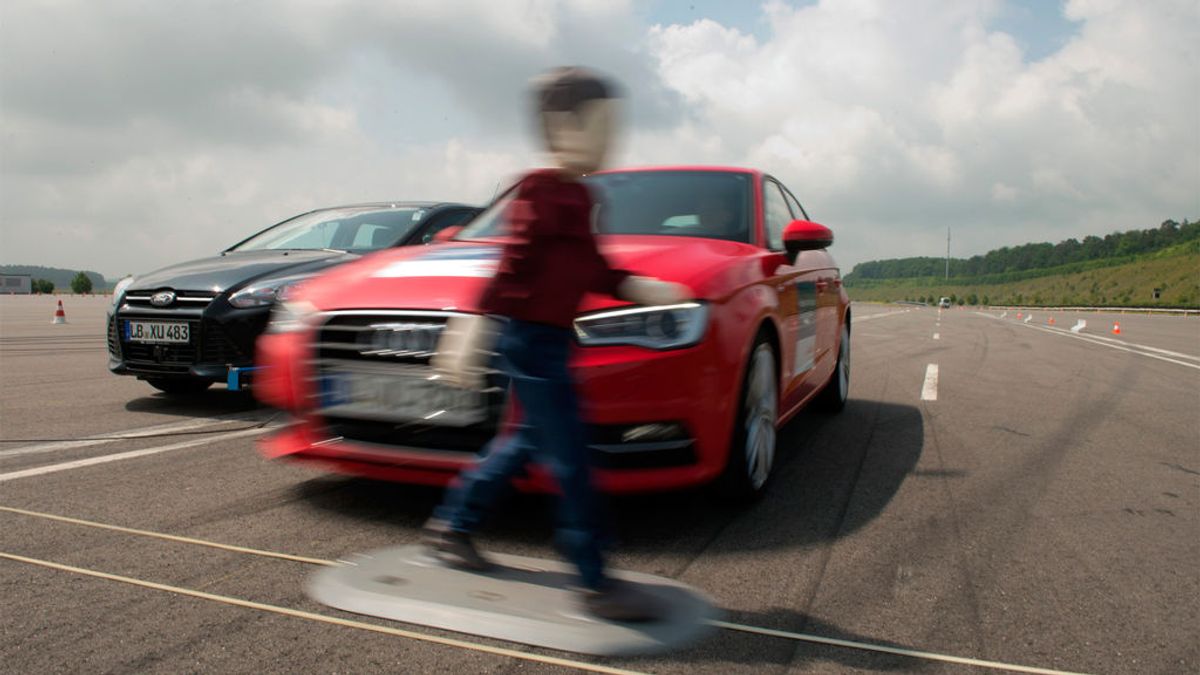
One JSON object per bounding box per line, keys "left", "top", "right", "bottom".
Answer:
{"left": 227, "top": 366, "right": 261, "bottom": 391}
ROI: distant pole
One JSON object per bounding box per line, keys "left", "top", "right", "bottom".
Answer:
{"left": 945, "top": 226, "right": 951, "bottom": 279}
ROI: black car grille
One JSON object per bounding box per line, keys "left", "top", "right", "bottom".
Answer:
{"left": 201, "top": 323, "right": 250, "bottom": 363}
{"left": 325, "top": 417, "right": 494, "bottom": 453}
{"left": 118, "top": 318, "right": 202, "bottom": 373}
{"left": 115, "top": 317, "right": 253, "bottom": 374}
{"left": 107, "top": 315, "right": 120, "bottom": 357}
{"left": 122, "top": 290, "right": 217, "bottom": 310}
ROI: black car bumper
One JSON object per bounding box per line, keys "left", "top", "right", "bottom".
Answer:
{"left": 107, "top": 298, "right": 269, "bottom": 385}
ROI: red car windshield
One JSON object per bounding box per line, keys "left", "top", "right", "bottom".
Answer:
{"left": 456, "top": 170, "right": 753, "bottom": 243}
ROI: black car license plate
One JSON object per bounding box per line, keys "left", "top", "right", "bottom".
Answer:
{"left": 125, "top": 320, "right": 190, "bottom": 344}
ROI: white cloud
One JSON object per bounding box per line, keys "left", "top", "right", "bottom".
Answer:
{"left": 644, "top": 0, "right": 1199, "bottom": 265}
{"left": 0, "top": 0, "right": 1196, "bottom": 277}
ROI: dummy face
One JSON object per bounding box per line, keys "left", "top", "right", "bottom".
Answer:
{"left": 541, "top": 97, "right": 617, "bottom": 176}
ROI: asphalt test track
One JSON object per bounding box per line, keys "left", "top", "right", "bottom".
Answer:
{"left": 1, "top": 295, "right": 1197, "bottom": 674}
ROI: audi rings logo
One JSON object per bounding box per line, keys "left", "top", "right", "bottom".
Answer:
{"left": 150, "top": 290, "right": 176, "bottom": 307}
{"left": 360, "top": 322, "right": 444, "bottom": 357}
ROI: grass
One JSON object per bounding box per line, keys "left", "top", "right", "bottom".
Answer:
{"left": 844, "top": 243, "right": 1200, "bottom": 308}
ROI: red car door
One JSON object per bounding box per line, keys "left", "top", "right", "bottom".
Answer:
{"left": 763, "top": 178, "right": 825, "bottom": 412}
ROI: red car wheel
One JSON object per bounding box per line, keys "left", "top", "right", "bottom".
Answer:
{"left": 717, "top": 335, "right": 778, "bottom": 501}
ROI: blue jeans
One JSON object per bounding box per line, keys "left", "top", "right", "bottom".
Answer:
{"left": 435, "top": 319, "right": 608, "bottom": 590}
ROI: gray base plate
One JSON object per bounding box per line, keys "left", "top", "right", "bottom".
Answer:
{"left": 307, "top": 545, "right": 720, "bottom": 656}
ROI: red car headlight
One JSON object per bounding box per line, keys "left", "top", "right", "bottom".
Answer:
{"left": 573, "top": 302, "right": 709, "bottom": 350}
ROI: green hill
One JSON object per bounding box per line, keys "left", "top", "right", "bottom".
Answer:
{"left": 0, "top": 265, "right": 109, "bottom": 292}
{"left": 847, "top": 218, "right": 1198, "bottom": 283}
{"left": 846, "top": 241, "right": 1199, "bottom": 308}
{"left": 845, "top": 218, "right": 1200, "bottom": 308}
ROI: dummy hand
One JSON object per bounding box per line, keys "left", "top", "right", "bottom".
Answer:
{"left": 432, "top": 315, "right": 501, "bottom": 390}
{"left": 617, "top": 276, "right": 693, "bottom": 306}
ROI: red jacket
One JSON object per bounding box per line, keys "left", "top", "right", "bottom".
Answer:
{"left": 477, "top": 169, "right": 629, "bottom": 328}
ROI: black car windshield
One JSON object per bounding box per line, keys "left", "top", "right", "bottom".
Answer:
{"left": 456, "top": 170, "right": 753, "bottom": 243}
{"left": 229, "top": 207, "right": 429, "bottom": 252}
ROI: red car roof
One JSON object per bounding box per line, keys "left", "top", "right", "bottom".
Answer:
{"left": 592, "top": 165, "right": 763, "bottom": 178}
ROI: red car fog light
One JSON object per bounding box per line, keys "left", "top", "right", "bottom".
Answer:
{"left": 620, "top": 422, "right": 688, "bottom": 443}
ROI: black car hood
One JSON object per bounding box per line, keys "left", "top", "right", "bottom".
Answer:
{"left": 129, "top": 250, "right": 358, "bottom": 294}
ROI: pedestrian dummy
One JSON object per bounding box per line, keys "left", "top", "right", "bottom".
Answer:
{"left": 425, "top": 66, "right": 691, "bottom": 622}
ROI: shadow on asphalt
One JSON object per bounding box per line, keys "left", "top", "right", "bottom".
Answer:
{"left": 123, "top": 389, "right": 262, "bottom": 418}
{"left": 289, "top": 398, "right": 925, "bottom": 556}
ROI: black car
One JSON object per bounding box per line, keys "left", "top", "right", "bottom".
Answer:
{"left": 107, "top": 201, "right": 480, "bottom": 394}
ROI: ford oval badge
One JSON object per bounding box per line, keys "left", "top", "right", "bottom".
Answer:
{"left": 151, "top": 290, "right": 176, "bottom": 307}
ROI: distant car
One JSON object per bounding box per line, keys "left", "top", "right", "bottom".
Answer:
{"left": 938, "top": 297, "right": 951, "bottom": 308}
{"left": 107, "top": 202, "right": 481, "bottom": 395}
{"left": 256, "top": 167, "right": 851, "bottom": 499}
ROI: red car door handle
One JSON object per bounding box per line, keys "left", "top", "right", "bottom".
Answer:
{"left": 815, "top": 281, "right": 829, "bottom": 291}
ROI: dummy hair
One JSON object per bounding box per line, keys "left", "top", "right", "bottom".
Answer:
{"left": 532, "top": 66, "right": 620, "bottom": 113}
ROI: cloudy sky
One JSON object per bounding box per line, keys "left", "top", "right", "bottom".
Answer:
{"left": 2, "top": 0, "right": 1197, "bottom": 279}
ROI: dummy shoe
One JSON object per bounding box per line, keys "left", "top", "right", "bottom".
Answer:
{"left": 617, "top": 276, "right": 693, "bottom": 306}
{"left": 580, "top": 579, "right": 666, "bottom": 623}
{"left": 432, "top": 314, "right": 501, "bottom": 390}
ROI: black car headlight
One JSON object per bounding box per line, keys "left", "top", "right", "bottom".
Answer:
{"left": 574, "top": 302, "right": 708, "bottom": 350}
{"left": 111, "top": 276, "right": 135, "bottom": 307}
{"left": 229, "top": 276, "right": 309, "bottom": 308}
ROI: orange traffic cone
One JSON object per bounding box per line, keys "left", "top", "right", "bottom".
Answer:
{"left": 1112, "top": 321, "right": 1121, "bottom": 335}
{"left": 1016, "top": 312, "right": 1023, "bottom": 319}
{"left": 1048, "top": 316, "right": 1055, "bottom": 326}
{"left": 52, "top": 300, "right": 67, "bottom": 324}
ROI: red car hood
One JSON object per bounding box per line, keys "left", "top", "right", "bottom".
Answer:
{"left": 299, "top": 235, "right": 754, "bottom": 313}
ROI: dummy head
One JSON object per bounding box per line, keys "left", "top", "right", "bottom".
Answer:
{"left": 533, "top": 67, "right": 620, "bottom": 176}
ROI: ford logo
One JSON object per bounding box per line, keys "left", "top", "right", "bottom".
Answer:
{"left": 150, "top": 290, "right": 176, "bottom": 307}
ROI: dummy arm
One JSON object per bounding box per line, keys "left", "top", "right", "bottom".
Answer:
{"left": 617, "top": 276, "right": 693, "bottom": 305}
{"left": 431, "top": 314, "right": 502, "bottom": 391}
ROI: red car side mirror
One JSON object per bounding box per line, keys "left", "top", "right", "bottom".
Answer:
{"left": 430, "top": 225, "right": 464, "bottom": 244}
{"left": 783, "top": 219, "right": 833, "bottom": 260}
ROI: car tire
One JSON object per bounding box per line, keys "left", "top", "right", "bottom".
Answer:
{"left": 815, "top": 322, "right": 850, "bottom": 413}
{"left": 146, "top": 378, "right": 212, "bottom": 395}
{"left": 717, "top": 335, "right": 779, "bottom": 502}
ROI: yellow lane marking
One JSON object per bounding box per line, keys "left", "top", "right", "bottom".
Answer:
{"left": 3, "top": 505, "right": 1092, "bottom": 674}
{"left": 0, "top": 551, "right": 645, "bottom": 675}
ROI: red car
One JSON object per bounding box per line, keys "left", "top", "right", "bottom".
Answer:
{"left": 255, "top": 167, "right": 850, "bottom": 498}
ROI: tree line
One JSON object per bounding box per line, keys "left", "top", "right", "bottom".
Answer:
{"left": 0, "top": 265, "right": 106, "bottom": 292}
{"left": 846, "top": 218, "right": 1199, "bottom": 282}
{"left": 26, "top": 273, "right": 92, "bottom": 294}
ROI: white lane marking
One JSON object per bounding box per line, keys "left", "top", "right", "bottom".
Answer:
{"left": 1024, "top": 315, "right": 1033, "bottom": 323}
{"left": 921, "top": 364, "right": 939, "bottom": 401}
{"left": 710, "top": 620, "right": 1087, "bottom": 675}
{"left": 854, "top": 309, "right": 911, "bottom": 323}
{"left": 975, "top": 312, "right": 1200, "bottom": 371}
{"left": 933, "top": 333, "right": 940, "bottom": 340}
{"left": 0, "top": 427, "right": 272, "bottom": 482}
{"left": 1, "top": 509, "right": 1089, "bottom": 675}
{"left": 0, "top": 413, "right": 263, "bottom": 459}
{"left": 1050, "top": 327, "right": 1200, "bottom": 361}
{"left": 1070, "top": 320, "right": 1086, "bottom": 333}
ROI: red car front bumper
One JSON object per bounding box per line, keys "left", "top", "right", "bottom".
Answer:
{"left": 256, "top": 330, "right": 739, "bottom": 494}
